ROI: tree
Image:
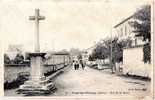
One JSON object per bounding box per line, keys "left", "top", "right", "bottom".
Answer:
{"left": 4, "top": 54, "right": 11, "bottom": 64}
{"left": 91, "top": 44, "right": 109, "bottom": 60}
{"left": 143, "top": 43, "right": 151, "bottom": 63}
{"left": 88, "top": 55, "right": 94, "bottom": 61}
{"left": 130, "top": 5, "right": 151, "bottom": 63}
{"left": 25, "top": 52, "right": 30, "bottom": 60}
{"left": 130, "top": 5, "right": 151, "bottom": 42}
{"left": 90, "top": 38, "right": 115, "bottom": 61}
{"left": 77, "top": 54, "right": 82, "bottom": 60}
{"left": 90, "top": 37, "right": 132, "bottom": 63}
{"left": 14, "top": 53, "right": 24, "bottom": 64}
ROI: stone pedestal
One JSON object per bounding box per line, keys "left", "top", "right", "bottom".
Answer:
{"left": 29, "top": 53, "right": 45, "bottom": 82}
{"left": 17, "top": 53, "right": 55, "bottom": 95}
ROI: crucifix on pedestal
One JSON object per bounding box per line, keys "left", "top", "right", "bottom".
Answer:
{"left": 18, "top": 9, "right": 54, "bottom": 94}
{"left": 29, "top": 9, "right": 46, "bottom": 82}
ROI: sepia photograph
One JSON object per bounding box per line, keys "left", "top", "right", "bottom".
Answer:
{"left": 0, "top": 0, "right": 153, "bottom": 99}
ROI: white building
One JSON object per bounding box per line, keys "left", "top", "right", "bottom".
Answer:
{"left": 113, "top": 15, "right": 144, "bottom": 46}
{"left": 113, "top": 15, "right": 151, "bottom": 78}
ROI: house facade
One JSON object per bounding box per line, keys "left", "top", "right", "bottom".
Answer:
{"left": 113, "top": 15, "right": 151, "bottom": 78}
{"left": 113, "top": 15, "right": 144, "bottom": 46}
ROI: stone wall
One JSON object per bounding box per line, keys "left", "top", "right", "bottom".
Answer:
{"left": 122, "top": 46, "right": 151, "bottom": 78}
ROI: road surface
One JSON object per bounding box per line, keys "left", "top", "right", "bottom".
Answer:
{"left": 52, "top": 65, "right": 151, "bottom": 98}
{"left": 5, "top": 65, "right": 151, "bottom": 98}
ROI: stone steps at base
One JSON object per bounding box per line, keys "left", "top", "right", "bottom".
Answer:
{"left": 16, "top": 66, "right": 67, "bottom": 95}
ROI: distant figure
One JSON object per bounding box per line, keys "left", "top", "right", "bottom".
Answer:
{"left": 79, "top": 59, "right": 85, "bottom": 70}
{"left": 72, "top": 60, "right": 75, "bottom": 65}
{"left": 74, "top": 60, "right": 79, "bottom": 70}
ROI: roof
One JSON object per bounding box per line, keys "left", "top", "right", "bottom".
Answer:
{"left": 123, "top": 44, "right": 143, "bottom": 49}
{"left": 52, "top": 52, "right": 70, "bottom": 55}
{"left": 114, "top": 15, "right": 134, "bottom": 28}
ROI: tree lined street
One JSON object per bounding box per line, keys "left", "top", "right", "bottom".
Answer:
{"left": 3, "top": 2, "right": 152, "bottom": 98}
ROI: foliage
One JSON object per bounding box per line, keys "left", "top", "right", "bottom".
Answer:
{"left": 77, "top": 54, "right": 82, "bottom": 60}
{"left": 14, "top": 53, "right": 24, "bottom": 64}
{"left": 90, "top": 37, "right": 132, "bottom": 63}
{"left": 143, "top": 43, "right": 151, "bottom": 63}
{"left": 25, "top": 52, "right": 30, "bottom": 60}
{"left": 4, "top": 54, "right": 11, "bottom": 64}
{"left": 130, "top": 5, "right": 151, "bottom": 41}
{"left": 88, "top": 55, "right": 95, "bottom": 61}
{"left": 130, "top": 5, "right": 151, "bottom": 63}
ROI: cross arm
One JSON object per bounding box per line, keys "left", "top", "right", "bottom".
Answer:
{"left": 38, "top": 16, "right": 45, "bottom": 20}
{"left": 29, "top": 16, "right": 45, "bottom": 20}
{"left": 29, "top": 16, "right": 35, "bottom": 20}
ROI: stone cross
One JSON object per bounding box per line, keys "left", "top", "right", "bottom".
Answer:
{"left": 29, "top": 9, "right": 45, "bottom": 52}
{"left": 18, "top": 9, "right": 49, "bottom": 93}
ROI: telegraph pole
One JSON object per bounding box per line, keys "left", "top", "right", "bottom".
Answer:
{"left": 110, "top": 26, "right": 114, "bottom": 73}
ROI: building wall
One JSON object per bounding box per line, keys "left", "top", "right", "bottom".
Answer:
{"left": 114, "top": 18, "right": 134, "bottom": 38}
{"left": 122, "top": 46, "right": 151, "bottom": 78}
{"left": 44, "top": 55, "right": 70, "bottom": 65}
{"left": 114, "top": 16, "right": 144, "bottom": 46}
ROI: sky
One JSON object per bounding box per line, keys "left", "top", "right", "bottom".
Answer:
{"left": 0, "top": 0, "right": 151, "bottom": 52}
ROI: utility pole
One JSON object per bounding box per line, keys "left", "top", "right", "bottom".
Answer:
{"left": 110, "top": 26, "right": 114, "bottom": 73}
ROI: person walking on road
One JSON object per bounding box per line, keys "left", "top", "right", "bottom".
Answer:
{"left": 74, "top": 60, "right": 79, "bottom": 70}
{"left": 79, "top": 59, "right": 85, "bottom": 70}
